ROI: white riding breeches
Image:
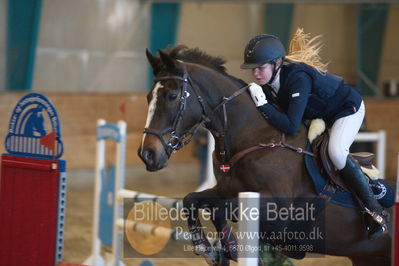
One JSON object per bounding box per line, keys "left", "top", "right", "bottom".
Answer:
{"left": 328, "top": 101, "right": 365, "bottom": 170}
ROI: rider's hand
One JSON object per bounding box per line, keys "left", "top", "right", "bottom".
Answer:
{"left": 248, "top": 83, "right": 267, "bottom": 107}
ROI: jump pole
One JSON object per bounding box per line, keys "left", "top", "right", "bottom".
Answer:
{"left": 196, "top": 131, "right": 217, "bottom": 192}
{"left": 84, "top": 119, "right": 126, "bottom": 266}
{"left": 110, "top": 120, "right": 126, "bottom": 266}
{"left": 238, "top": 192, "right": 260, "bottom": 266}
{"left": 84, "top": 120, "right": 106, "bottom": 266}
{"left": 354, "top": 130, "right": 386, "bottom": 178}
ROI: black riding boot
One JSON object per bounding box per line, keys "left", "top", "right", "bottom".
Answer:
{"left": 340, "top": 156, "right": 388, "bottom": 240}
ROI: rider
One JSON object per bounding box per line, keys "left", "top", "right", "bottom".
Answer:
{"left": 241, "top": 29, "right": 388, "bottom": 240}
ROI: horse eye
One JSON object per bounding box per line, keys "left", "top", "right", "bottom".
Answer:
{"left": 168, "top": 92, "right": 178, "bottom": 101}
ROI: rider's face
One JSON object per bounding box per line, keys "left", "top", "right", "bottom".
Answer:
{"left": 251, "top": 63, "right": 274, "bottom": 85}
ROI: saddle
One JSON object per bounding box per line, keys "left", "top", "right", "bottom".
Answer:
{"left": 310, "top": 130, "right": 377, "bottom": 192}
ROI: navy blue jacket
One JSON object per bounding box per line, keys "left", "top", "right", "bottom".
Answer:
{"left": 258, "top": 62, "right": 362, "bottom": 135}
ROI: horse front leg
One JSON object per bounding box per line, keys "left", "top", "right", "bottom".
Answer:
{"left": 183, "top": 188, "right": 229, "bottom": 265}
{"left": 210, "top": 197, "right": 239, "bottom": 263}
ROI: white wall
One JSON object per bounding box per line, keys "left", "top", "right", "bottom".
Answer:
{"left": 292, "top": 4, "right": 358, "bottom": 84}
{"left": 34, "top": 0, "right": 150, "bottom": 92}
{"left": 178, "top": 2, "right": 264, "bottom": 83}
{"left": 26, "top": 1, "right": 399, "bottom": 92}
{"left": 178, "top": 3, "right": 399, "bottom": 88}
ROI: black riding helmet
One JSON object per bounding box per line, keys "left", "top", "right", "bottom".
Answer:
{"left": 240, "top": 34, "right": 286, "bottom": 69}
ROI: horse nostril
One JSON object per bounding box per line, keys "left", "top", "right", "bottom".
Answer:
{"left": 142, "top": 148, "right": 155, "bottom": 165}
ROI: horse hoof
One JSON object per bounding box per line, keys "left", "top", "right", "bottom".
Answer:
{"left": 213, "top": 239, "right": 231, "bottom": 266}
{"left": 203, "top": 250, "right": 221, "bottom": 266}
{"left": 199, "top": 240, "right": 231, "bottom": 266}
{"left": 206, "top": 253, "right": 229, "bottom": 266}
{"left": 217, "top": 257, "right": 230, "bottom": 266}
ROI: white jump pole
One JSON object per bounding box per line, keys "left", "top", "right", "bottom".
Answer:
{"left": 84, "top": 120, "right": 126, "bottom": 266}
{"left": 355, "top": 130, "right": 386, "bottom": 179}
{"left": 238, "top": 192, "right": 260, "bottom": 266}
{"left": 196, "top": 131, "right": 217, "bottom": 192}
{"left": 85, "top": 119, "right": 107, "bottom": 266}
{"left": 110, "top": 121, "right": 126, "bottom": 266}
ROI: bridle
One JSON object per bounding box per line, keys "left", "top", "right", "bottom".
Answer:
{"left": 143, "top": 66, "right": 249, "bottom": 158}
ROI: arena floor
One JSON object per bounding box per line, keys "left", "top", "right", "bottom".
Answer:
{"left": 63, "top": 164, "right": 352, "bottom": 266}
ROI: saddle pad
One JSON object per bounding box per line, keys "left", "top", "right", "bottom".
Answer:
{"left": 304, "top": 145, "right": 359, "bottom": 209}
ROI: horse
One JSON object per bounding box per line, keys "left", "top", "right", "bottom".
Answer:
{"left": 138, "top": 46, "right": 392, "bottom": 266}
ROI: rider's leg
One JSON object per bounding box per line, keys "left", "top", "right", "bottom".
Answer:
{"left": 340, "top": 155, "right": 388, "bottom": 240}
{"left": 328, "top": 101, "right": 387, "bottom": 240}
{"left": 328, "top": 101, "right": 366, "bottom": 170}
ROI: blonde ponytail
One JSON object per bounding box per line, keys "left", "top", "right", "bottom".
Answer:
{"left": 285, "top": 28, "right": 328, "bottom": 72}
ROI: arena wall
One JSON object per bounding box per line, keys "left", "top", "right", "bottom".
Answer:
{"left": 0, "top": 92, "right": 397, "bottom": 182}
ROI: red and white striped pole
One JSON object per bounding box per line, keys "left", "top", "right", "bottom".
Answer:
{"left": 394, "top": 155, "right": 399, "bottom": 266}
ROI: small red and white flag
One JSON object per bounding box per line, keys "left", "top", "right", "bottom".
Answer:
{"left": 220, "top": 164, "right": 231, "bottom": 173}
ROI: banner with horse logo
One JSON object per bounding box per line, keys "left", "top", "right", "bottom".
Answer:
{"left": 5, "top": 93, "right": 64, "bottom": 159}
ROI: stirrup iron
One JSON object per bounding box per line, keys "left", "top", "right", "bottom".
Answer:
{"left": 364, "top": 207, "right": 385, "bottom": 226}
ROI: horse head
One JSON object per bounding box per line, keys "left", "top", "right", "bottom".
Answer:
{"left": 138, "top": 49, "right": 206, "bottom": 171}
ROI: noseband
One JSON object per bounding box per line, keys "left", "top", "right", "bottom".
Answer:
{"left": 143, "top": 67, "right": 249, "bottom": 157}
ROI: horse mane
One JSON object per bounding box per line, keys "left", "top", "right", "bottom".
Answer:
{"left": 164, "top": 45, "right": 246, "bottom": 86}
{"left": 165, "top": 45, "right": 226, "bottom": 73}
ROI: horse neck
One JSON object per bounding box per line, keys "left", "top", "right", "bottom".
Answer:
{"left": 189, "top": 65, "right": 281, "bottom": 156}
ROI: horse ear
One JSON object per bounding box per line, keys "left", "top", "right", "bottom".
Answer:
{"left": 159, "top": 49, "right": 179, "bottom": 70}
{"left": 146, "top": 48, "right": 162, "bottom": 74}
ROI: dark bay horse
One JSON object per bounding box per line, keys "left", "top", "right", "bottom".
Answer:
{"left": 138, "top": 46, "right": 391, "bottom": 266}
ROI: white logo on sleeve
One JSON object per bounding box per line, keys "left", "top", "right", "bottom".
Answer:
{"left": 292, "top": 92, "right": 300, "bottom": 98}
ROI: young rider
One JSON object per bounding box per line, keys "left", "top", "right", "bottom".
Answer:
{"left": 241, "top": 29, "right": 388, "bottom": 240}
